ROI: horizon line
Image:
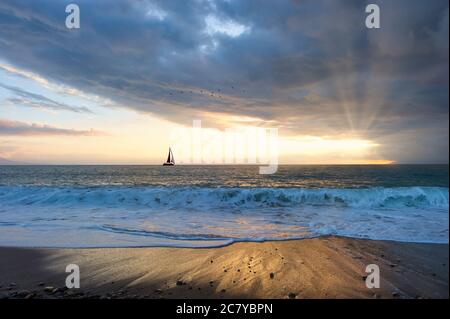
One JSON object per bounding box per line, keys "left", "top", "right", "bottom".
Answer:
{"left": 0, "top": 163, "right": 449, "bottom": 166}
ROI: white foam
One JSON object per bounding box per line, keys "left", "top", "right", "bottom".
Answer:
{"left": 0, "top": 186, "right": 448, "bottom": 247}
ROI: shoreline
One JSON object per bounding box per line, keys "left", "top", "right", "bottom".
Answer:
{"left": 0, "top": 235, "right": 449, "bottom": 250}
{"left": 0, "top": 236, "right": 448, "bottom": 299}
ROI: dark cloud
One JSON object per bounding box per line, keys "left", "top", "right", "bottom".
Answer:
{"left": 0, "top": 119, "right": 103, "bottom": 136}
{"left": 0, "top": 0, "right": 448, "bottom": 162}
{"left": 0, "top": 83, "right": 93, "bottom": 113}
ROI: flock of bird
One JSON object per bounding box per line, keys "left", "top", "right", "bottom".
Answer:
{"left": 167, "top": 85, "right": 246, "bottom": 100}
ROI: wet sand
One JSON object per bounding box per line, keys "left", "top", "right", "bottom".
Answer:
{"left": 0, "top": 236, "right": 448, "bottom": 299}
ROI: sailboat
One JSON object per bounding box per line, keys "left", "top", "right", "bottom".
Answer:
{"left": 163, "top": 147, "right": 175, "bottom": 166}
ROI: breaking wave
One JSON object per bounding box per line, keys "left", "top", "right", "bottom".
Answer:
{"left": 0, "top": 186, "right": 447, "bottom": 210}
{"left": 0, "top": 186, "right": 448, "bottom": 247}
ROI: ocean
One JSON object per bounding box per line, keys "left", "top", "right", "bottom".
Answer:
{"left": 0, "top": 165, "right": 448, "bottom": 247}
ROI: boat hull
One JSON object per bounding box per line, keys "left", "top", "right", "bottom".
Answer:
{"left": 163, "top": 162, "right": 175, "bottom": 166}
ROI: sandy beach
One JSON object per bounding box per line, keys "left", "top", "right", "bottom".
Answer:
{"left": 0, "top": 236, "right": 447, "bottom": 299}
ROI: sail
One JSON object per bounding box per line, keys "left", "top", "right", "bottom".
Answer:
{"left": 170, "top": 148, "right": 174, "bottom": 164}
{"left": 166, "top": 148, "right": 171, "bottom": 163}
{"left": 163, "top": 147, "right": 175, "bottom": 165}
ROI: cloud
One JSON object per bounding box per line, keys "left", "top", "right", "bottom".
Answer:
{"left": 0, "top": 63, "right": 114, "bottom": 106}
{"left": 0, "top": 0, "right": 448, "bottom": 162}
{"left": 205, "top": 14, "right": 250, "bottom": 38}
{"left": 0, "top": 83, "right": 93, "bottom": 113}
{"left": 0, "top": 142, "right": 17, "bottom": 157}
{"left": 0, "top": 119, "right": 104, "bottom": 136}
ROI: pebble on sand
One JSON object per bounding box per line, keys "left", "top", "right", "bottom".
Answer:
{"left": 288, "top": 292, "right": 296, "bottom": 299}
{"left": 44, "top": 286, "right": 54, "bottom": 293}
{"left": 51, "top": 287, "right": 64, "bottom": 294}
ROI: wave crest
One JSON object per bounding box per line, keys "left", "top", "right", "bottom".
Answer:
{"left": 0, "top": 186, "right": 447, "bottom": 210}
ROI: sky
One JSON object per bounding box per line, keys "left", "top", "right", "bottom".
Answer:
{"left": 0, "top": 0, "right": 448, "bottom": 165}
